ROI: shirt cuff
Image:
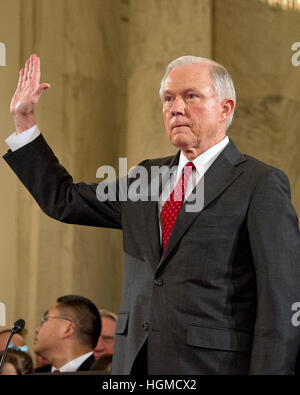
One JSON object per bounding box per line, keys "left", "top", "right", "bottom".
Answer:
{"left": 5, "top": 125, "right": 41, "bottom": 152}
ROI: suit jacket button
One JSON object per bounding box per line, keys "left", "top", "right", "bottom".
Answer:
{"left": 142, "top": 321, "right": 149, "bottom": 330}
{"left": 154, "top": 278, "right": 164, "bottom": 286}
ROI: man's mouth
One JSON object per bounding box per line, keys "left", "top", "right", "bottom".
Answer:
{"left": 172, "top": 124, "right": 189, "bottom": 130}
{"left": 94, "top": 350, "right": 105, "bottom": 357}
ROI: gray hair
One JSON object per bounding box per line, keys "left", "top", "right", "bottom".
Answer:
{"left": 100, "top": 309, "right": 118, "bottom": 322}
{"left": 159, "top": 55, "right": 236, "bottom": 129}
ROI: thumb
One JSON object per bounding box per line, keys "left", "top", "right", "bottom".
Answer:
{"left": 36, "top": 83, "right": 51, "bottom": 96}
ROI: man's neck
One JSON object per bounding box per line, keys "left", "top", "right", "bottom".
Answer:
{"left": 181, "top": 135, "right": 227, "bottom": 161}
{"left": 50, "top": 347, "right": 92, "bottom": 369}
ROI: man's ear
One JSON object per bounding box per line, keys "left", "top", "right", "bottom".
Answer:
{"left": 63, "top": 321, "right": 76, "bottom": 338}
{"left": 220, "top": 98, "right": 235, "bottom": 122}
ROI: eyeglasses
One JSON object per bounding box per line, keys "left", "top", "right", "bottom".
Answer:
{"left": 40, "top": 316, "right": 74, "bottom": 326}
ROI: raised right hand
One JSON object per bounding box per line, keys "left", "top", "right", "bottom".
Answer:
{"left": 10, "top": 54, "right": 51, "bottom": 134}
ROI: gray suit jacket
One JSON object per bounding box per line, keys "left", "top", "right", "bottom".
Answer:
{"left": 4, "top": 135, "right": 300, "bottom": 374}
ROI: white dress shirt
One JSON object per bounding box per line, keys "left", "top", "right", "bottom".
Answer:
{"left": 51, "top": 351, "right": 93, "bottom": 373}
{"left": 6, "top": 124, "right": 41, "bottom": 152}
{"left": 157, "top": 136, "right": 229, "bottom": 244}
{"left": 159, "top": 136, "right": 230, "bottom": 208}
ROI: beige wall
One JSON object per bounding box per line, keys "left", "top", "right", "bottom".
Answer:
{"left": 0, "top": 0, "right": 299, "bottom": 359}
{"left": 0, "top": 0, "right": 129, "bottom": 351}
{"left": 0, "top": 0, "right": 21, "bottom": 328}
{"left": 214, "top": 0, "right": 300, "bottom": 213}
{"left": 126, "top": 0, "right": 212, "bottom": 167}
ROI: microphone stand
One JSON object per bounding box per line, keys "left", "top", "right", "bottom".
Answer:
{"left": 0, "top": 319, "right": 25, "bottom": 374}
{"left": 0, "top": 330, "right": 16, "bottom": 374}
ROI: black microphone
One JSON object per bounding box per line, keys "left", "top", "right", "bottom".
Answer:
{"left": 11, "top": 319, "right": 25, "bottom": 334}
{"left": 0, "top": 319, "right": 26, "bottom": 374}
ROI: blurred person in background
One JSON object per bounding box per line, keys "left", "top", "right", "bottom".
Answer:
{"left": 91, "top": 353, "right": 113, "bottom": 372}
{"left": 0, "top": 329, "right": 27, "bottom": 352}
{"left": 94, "top": 309, "right": 117, "bottom": 360}
{"left": 0, "top": 348, "right": 33, "bottom": 375}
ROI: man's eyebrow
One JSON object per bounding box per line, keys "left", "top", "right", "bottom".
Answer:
{"left": 163, "top": 88, "right": 201, "bottom": 95}
{"left": 162, "top": 90, "right": 173, "bottom": 96}
{"left": 183, "top": 88, "right": 201, "bottom": 93}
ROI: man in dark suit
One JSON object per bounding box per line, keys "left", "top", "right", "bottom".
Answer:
{"left": 33, "top": 295, "right": 101, "bottom": 373}
{"left": 4, "top": 54, "right": 300, "bottom": 374}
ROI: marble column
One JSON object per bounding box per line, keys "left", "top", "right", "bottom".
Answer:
{"left": 125, "top": 0, "right": 212, "bottom": 168}
{"left": 0, "top": 0, "right": 21, "bottom": 328}
{"left": 0, "top": 0, "right": 128, "bottom": 352}
{"left": 213, "top": 0, "right": 300, "bottom": 215}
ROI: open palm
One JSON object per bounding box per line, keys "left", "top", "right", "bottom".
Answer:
{"left": 10, "top": 54, "right": 50, "bottom": 117}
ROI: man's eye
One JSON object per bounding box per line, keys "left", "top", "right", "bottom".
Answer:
{"left": 187, "top": 93, "right": 196, "bottom": 99}
{"left": 165, "top": 96, "right": 172, "bottom": 102}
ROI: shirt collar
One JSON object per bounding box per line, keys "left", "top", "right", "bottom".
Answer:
{"left": 178, "top": 136, "right": 229, "bottom": 178}
{"left": 51, "top": 351, "right": 93, "bottom": 373}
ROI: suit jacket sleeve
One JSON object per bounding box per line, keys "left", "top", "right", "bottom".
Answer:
{"left": 247, "top": 169, "right": 300, "bottom": 374}
{"left": 3, "top": 134, "right": 122, "bottom": 229}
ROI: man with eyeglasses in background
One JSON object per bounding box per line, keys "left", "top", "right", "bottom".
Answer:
{"left": 34, "top": 294, "right": 101, "bottom": 373}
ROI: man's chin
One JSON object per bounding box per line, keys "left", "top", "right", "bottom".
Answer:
{"left": 171, "top": 134, "right": 194, "bottom": 150}
{"left": 94, "top": 351, "right": 104, "bottom": 360}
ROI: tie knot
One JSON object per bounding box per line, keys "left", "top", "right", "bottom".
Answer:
{"left": 183, "top": 161, "right": 195, "bottom": 176}
{"left": 184, "top": 162, "right": 195, "bottom": 171}
{"left": 186, "top": 162, "right": 195, "bottom": 167}
{"left": 185, "top": 161, "right": 194, "bottom": 169}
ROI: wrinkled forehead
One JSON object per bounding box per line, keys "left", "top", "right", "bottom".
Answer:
{"left": 102, "top": 315, "right": 117, "bottom": 329}
{"left": 163, "top": 62, "right": 214, "bottom": 94}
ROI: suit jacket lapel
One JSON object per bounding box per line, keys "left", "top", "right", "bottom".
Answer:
{"left": 158, "top": 139, "right": 246, "bottom": 268}
{"left": 77, "top": 354, "right": 95, "bottom": 371}
{"left": 138, "top": 152, "right": 180, "bottom": 266}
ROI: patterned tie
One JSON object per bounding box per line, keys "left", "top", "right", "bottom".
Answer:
{"left": 161, "top": 162, "right": 194, "bottom": 250}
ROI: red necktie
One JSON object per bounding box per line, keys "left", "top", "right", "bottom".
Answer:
{"left": 161, "top": 162, "right": 194, "bottom": 250}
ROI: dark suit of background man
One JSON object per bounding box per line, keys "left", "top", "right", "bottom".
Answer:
{"left": 4, "top": 54, "right": 300, "bottom": 375}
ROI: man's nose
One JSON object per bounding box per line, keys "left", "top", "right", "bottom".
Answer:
{"left": 171, "top": 96, "right": 185, "bottom": 115}
{"left": 98, "top": 337, "right": 105, "bottom": 348}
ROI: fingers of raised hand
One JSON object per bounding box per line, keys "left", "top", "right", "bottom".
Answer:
{"left": 22, "top": 54, "right": 39, "bottom": 84}
{"left": 32, "top": 56, "right": 41, "bottom": 84}
{"left": 29, "top": 54, "right": 38, "bottom": 80}
{"left": 27, "top": 56, "right": 34, "bottom": 80}
{"left": 17, "top": 68, "right": 25, "bottom": 89}
{"left": 23, "top": 58, "right": 30, "bottom": 82}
